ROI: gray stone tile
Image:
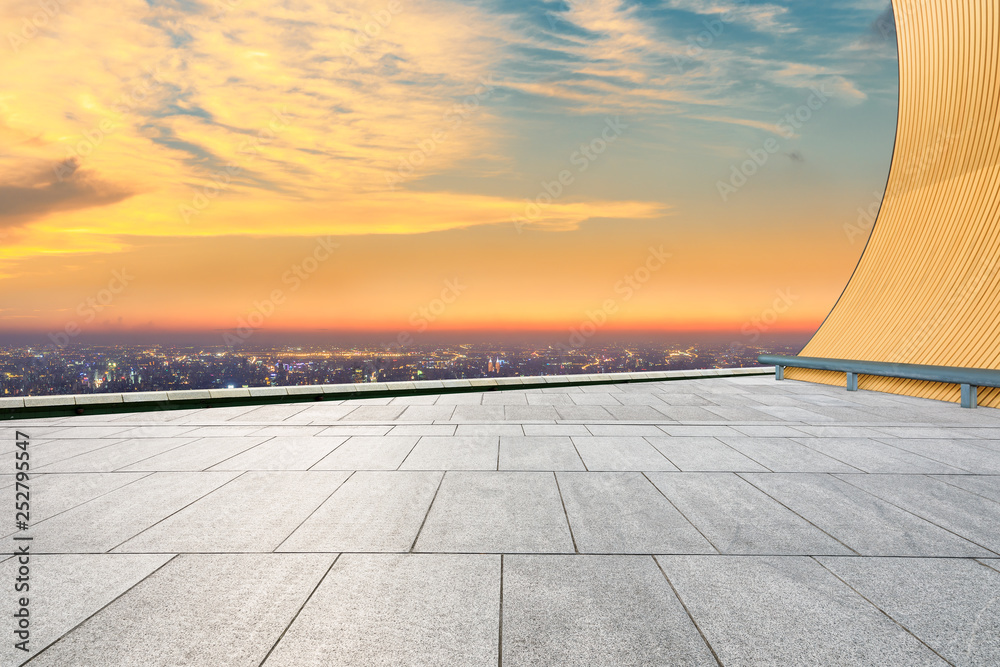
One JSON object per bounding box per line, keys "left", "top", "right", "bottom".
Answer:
{"left": 116, "top": 471, "right": 350, "bottom": 553}
{"left": 454, "top": 424, "right": 524, "bottom": 436}
{"left": 278, "top": 471, "right": 442, "bottom": 552}
{"left": 482, "top": 392, "right": 527, "bottom": 404}
{"left": 525, "top": 393, "right": 575, "bottom": 405}
{"left": 35, "top": 437, "right": 199, "bottom": 473}
{"left": 875, "top": 438, "right": 1000, "bottom": 474}
{"left": 652, "top": 406, "right": 727, "bottom": 421}
{"left": 499, "top": 437, "right": 585, "bottom": 471}
{"left": 701, "top": 406, "right": 773, "bottom": 421}
{"left": 110, "top": 425, "right": 201, "bottom": 438}
{"left": 657, "top": 555, "right": 947, "bottom": 666}
{"left": 837, "top": 474, "right": 1000, "bottom": 554}
{"left": 227, "top": 404, "right": 313, "bottom": 422}
{"left": 646, "top": 436, "right": 769, "bottom": 472}
{"left": 30, "top": 553, "right": 334, "bottom": 667}
{"left": 719, "top": 437, "right": 862, "bottom": 473}
{"left": 298, "top": 405, "right": 362, "bottom": 423}
{"left": 433, "top": 393, "right": 484, "bottom": 405}
{"left": 264, "top": 554, "right": 499, "bottom": 666}
{"left": 207, "top": 436, "right": 348, "bottom": 470}
{"left": 309, "top": 436, "right": 418, "bottom": 470}
{"left": 315, "top": 425, "right": 392, "bottom": 436}
{"left": 930, "top": 475, "right": 1000, "bottom": 503}
{"left": 37, "top": 426, "right": 132, "bottom": 439}
{"left": 181, "top": 425, "right": 268, "bottom": 437}
{"left": 503, "top": 405, "right": 562, "bottom": 421}
{"left": 503, "top": 555, "right": 715, "bottom": 666}
{"left": 570, "top": 394, "right": 622, "bottom": 405}
{"left": 521, "top": 424, "right": 591, "bottom": 436}
{"left": 657, "top": 425, "right": 743, "bottom": 437}
{"left": 388, "top": 394, "right": 441, "bottom": 405}
{"left": 387, "top": 424, "right": 457, "bottom": 436}
{"left": 22, "top": 472, "right": 239, "bottom": 553}
{"left": 604, "top": 405, "right": 669, "bottom": 420}
{"left": 400, "top": 436, "right": 499, "bottom": 470}
{"left": 741, "top": 473, "right": 990, "bottom": 557}
{"left": 557, "top": 472, "right": 714, "bottom": 554}
{"left": 0, "top": 554, "right": 172, "bottom": 665}
{"left": 555, "top": 406, "right": 614, "bottom": 420}
{"left": 450, "top": 406, "right": 506, "bottom": 422}
{"left": 755, "top": 405, "right": 838, "bottom": 422}
{"left": 341, "top": 405, "right": 407, "bottom": 421}
{"left": 874, "top": 426, "right": 985, "bottom": 439}
{"left": 118, "top": 436, "right": 271, "bottom": 471}
{"left": 414, "top": 472, "right": 573, "bottom": 553}
{"left": 648, "top": 473, "right": 851, "bottom": 555}
{"left": 730, "top": 424, "right": 808, "bottom": 437}
{"left": 398, "top": 405, "right": 457, "bottom": 421}
{"left": 817, "top": 556, "right": 1000, "bottom": 666}
{"left": 585, "top": 424, "right": 665, "bottom": 436}
{"left": 793, "top": 437, "right": 967, "bottom": 474}
{"left": 18, "top": 472, "right": 149, "bottom": 523}
{"left": 793, "top": 425, "right": 897, "bottom": 438}
{"left": 245, "top": 425, "right": 328, "bottom": 437}
{"left": 570, "top": 437, "right": 677, "bottom": 471}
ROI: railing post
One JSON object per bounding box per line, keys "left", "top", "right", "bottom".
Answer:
{"left": 846, "top": 371, "right": 858, "bottom": 392}
{"left": 775, "top": 365, "right": 784, "bottom": 381}
{"left": 961, "top": 384, "right": 978, "bottom": 408}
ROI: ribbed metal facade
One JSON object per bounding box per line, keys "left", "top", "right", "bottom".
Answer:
{"left": 786, "top": 0, "right": 1000, "bottom": 407}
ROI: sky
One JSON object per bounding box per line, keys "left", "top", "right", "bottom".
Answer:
{"left": 0, "top": 0, "right": 900, "bottom": 343}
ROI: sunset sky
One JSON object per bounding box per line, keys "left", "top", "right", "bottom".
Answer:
{"left": 0, "top": 0, "right": 899, "bottom": 340}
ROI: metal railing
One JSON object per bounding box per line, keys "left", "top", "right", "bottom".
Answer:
{"left": 758, "top": 354, "right": 1000, "bottom": 409}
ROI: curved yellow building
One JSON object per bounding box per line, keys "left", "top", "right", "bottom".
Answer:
{"left": 786, "top": 0, "right": 1000, "bottom": 408}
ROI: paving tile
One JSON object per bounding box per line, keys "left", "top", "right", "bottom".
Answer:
{"left": 718, "top": 437, "right": 862, "bottom": 473}
{"left": 647, "top": 473, "right": 850, "bottom": 555}
{"left": 227, "top": 405, "right": 313, "bottom": 422}
{"left": 37, "top": 438, "right": 199, "bottom": 473}
{"left": 315, "top": 425, "right": 392, "bottom": 436}
{"left": 570, "top": 436, "right": 677, "bottom": 471}
{"left": 180, "top": 425, "right": 268, "bottom": 437}
{"left": 503, "top": 405, "right": 562, "bottom": 421}
{"left": 521, "top": 424, "right": 591, "bottom": 436}
{"left": 657, "top": 425, "right": 743, "bottom": 437}
{"left": 23, "top": 472, "right": 239, "bottom": 553}
{"left": 207, "top": 436, "right": 348, "bottom": 470}
{"left": 817, "top": 556, "right": 1000, "bottom": 666}
{"left": 398, "top": 405, "right": 457, "bottom": 421}
{"left": 118, "top": 436, "right": 271, "bottom": 471}
{"left": 341, "top": 406, "right": 407, "bottom": 421}
{"left": 525, "top": 393, "right": 575, "bottom": 405}
{"left": 646, "top": 436, "right": 769, "bottom": 472}
{"left": 557, "top": 472, "right": 714, "bottom": 554}
{"left": 874, "top": 438, "right": 1000, "bottom": 474}
{"left": 450, "top": 406, "right": 506, "bottom": 422}
{"left": 555, "top": 406, "right": 614, "bottom": 421}
{"left": 873, "top": 426, "right": 986, "bottom": 439}
{"left": 570, "top": 394, "right": 622, "bottom": 406}
{"left": 37, "top": 426, "right": 133, "bottom": 439}
{"left": 29, "top": 553, "right": 334, "bottom": 667}
{"left": 454, "top": 424, "right": 524, "bottom": 436}
{"left": 652, "top": 406, "right": 727, "bottom": 421}
{"left": 482, "top": 392, "right": 527, "bottom": 404}
{"left": 400, "top": 436, "right": 499, "bottom": 471}
{"left": 387, "top": 424, "right": 457, "bottom": 436}
{"left": 26, "top": 438, "right": 130, "bottom": 468}
{"left": 741, "top": 473, "right": 990, "bottom": 557}
{"left": 433, "top": 393, "right": 484, "bottom": 405}
{"left": 309, "top": 436, "right": 418, "bottom": 470}
{"left": 837, "top": 474, "right": 1000, "bottom": 554}
{"left": 116, "top": 471, "right": 350, "bottom": 553}
{"left": 278, "top": 471, "right": 442, "bottom": 552}
{"left": 0, "top": 554, "right": 173, "bottom": 666}
{"left": 792, "top": 437, "right": 967, "bottom": 474}
{"left": 729, "top": 424, "right": 808, "bottom": 437}
{"left": 14, "top": 472, "right": 148, "bottom": 524}
{"left": 414, "top": 472, "right": 573, "bottom": 553}
{"left": 929, "top": 475, "right": 1000, "bottom": 503}
{"left": 497, "top": 434, "right": 586, "bottom": 470}
{"left": 264, "top": 554, "right": 499, "bottom": 666}
{"left": 657, "top": 555, "right": 947, "bottom": 666}
{"left": 299, "top": 405, "right": 361, "bottom": 423}
{"left": 245, "top": 425, "right": 328, "bottom": 437}
{"left": 754, "top": 406, "right": 837, "bottom": 422}
{"left": 503, "top": 555, "right": 716, "bottom": 666}
{"left": 585, "top": 424, "right": 665, "bottom": 436}
{"left": 388, "top": 394, "right": 442, "bottom": 405}
{"left": 701, "top": 406, "right": 773, "bottom": 421}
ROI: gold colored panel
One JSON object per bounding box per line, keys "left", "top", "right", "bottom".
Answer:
{"left": 786, "top": 0, "right": 1000, "bottom": 408}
